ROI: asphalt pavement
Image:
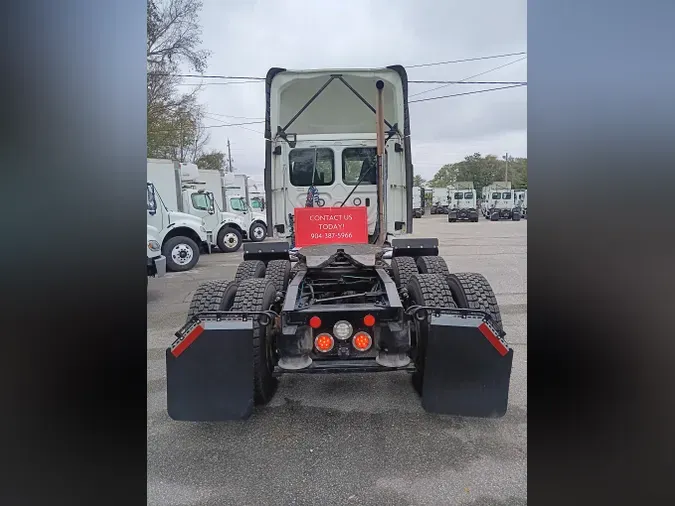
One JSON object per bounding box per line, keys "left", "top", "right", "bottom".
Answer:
{"left": 147, "top": 214, "right": 527, "bottom": 506}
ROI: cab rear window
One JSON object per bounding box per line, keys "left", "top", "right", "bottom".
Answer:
{"left": 289, "top": 148, "right": 334, "bottom": 186}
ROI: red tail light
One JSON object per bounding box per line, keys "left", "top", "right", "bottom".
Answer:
{"left": 314, "top": 333, "right": 334, "bottom": 353}
{"left": 352, "top": 331, "right": 372, "bottom": 352}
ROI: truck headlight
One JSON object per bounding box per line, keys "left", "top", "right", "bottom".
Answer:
{"left": 147, "top": 240, "right": 160, "bottom": 252}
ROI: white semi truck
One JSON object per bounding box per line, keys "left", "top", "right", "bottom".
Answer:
{"left": 412, "top": 186, "right": 424, "bottom": 218}
{"left": 146, "top": 173, "right": 209, "bottom": 272}
{"left": 147, "top": 159, "right": 249, "bottom": 253}
{"left": 516, "top": 190, "right": 527, "bottom": 218}
{"left": 447, "top": 182, "right": 478, "bottom": 222}
{"left": 429, "top": 187, "right": 449, "bottom": 214}
{"left": 165, "top": 65, "right": 514, "bottom": 422}
{"left": 146, "top": 225, "right": 166, "bottom": 285}
{"left": 485, "top": 182, "right": 521, "bottom": 221}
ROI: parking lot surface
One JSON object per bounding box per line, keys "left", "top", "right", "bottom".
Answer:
{"left": 148, "top": 214, "right": 527, "bottom": 506}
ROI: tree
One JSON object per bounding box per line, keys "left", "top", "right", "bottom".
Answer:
{"left": 147, "top": 0, "right": 211, "bottom": 160}
{"left": 428, "top": 163, "right": 458, "bottom": 187}
{"left": 413, "top": 175, "right": 426, "bottom": 187}
{"left": 427, "top": 153, "right": 528, "bottom": 191}
{"left": 197, "top": 151, "right": 226, "bottom": 172}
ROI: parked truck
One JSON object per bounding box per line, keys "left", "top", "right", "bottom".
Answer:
{"left": 147, "top": 159, "right": 249, "bottom": 253}
{"left": 412, "top": 186, "right": 424, "bottom": 218}
{"left": 486, "top": 182, "right": 521, "bottom": 221}
{"left": 146, "top": 172, "right": 209, "bottom": 272}
{"left": 197, "top": 170, "right": 268, "bottom": 243}
{"left": 146, "top": 224, "right": 166, "bottom": 286}
{"left": 429, "top": 187, "right": 449, "bottom": 214}
{"left": 221, "top": 173, "right": 268, "bottom": 241}
{"left": 248, "top": 179, "right": 266, "bottom": 212}
{"left": 447, "top": 182, "right": 478, "bottom": 222}
{"left": 165, "top": 65, "right": 513, "bottom": 421}
{"left": 516, "top": 190, "right": 527, "bottom": 218}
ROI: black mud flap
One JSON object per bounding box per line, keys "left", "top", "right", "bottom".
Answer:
{"left": 422, "top": 315, "right": 513, "bottom": 417}
{"left": 166, "top": 319, "right": 254, "bottom": 421}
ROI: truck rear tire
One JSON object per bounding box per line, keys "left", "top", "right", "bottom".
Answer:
{"left": 163, "top": 236, "right": 200, "bottom": 272}
{"left": 391, "top": 256, "right": 419, "bottom": 290}
{"left": 416, "top": 256, "right": 450, "bottom": 277}
{"left": 235, "top": 260, "right": 266, "bottom": 283}
{"left": 444, "top": 273, "right": 503, "bottom": 332}
{"left": 186, "top": 280, "right": 238, "bottom": 323}
{"left": 230, "top": 278, "right": 278, "bottom": 404}
{"left": 217, "top": 226, "right": 243, "bottom": 253}
{"left": 265, "top": 259, "right": 291, "bottom": 292}
{"left": 406, "top": 274, "right": 457, "bottom": 394}
{"left": 249, "top": 222, "right": 267, "bottom": 242}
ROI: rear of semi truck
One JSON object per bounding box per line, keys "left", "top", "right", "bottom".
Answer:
{"left": 165, "top": 66, "right": 513, "bottom": 421}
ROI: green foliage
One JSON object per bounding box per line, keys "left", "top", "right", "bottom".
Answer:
{"left": 427, "top": 153, "right": 527, "bottom": 190}
{"left": 413, "top": 174, "right": 426, "bottom": 187}
{"left": 147, "top": 0, "right": 211, "bottom": 162}
{"left": 197, "top": 151, "right": 226, "bottom": 172}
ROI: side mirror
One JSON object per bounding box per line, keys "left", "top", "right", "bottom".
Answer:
{"left": 147, "top": 184, "right": 157, "bottom": 216}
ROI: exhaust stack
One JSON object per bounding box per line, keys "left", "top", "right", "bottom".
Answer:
{"left": 375, "top": 79, "right": 387, "bottom": 246}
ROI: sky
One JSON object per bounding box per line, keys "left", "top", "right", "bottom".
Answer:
{"left": 178, "top": 0, "right": 527, "bottom": 182}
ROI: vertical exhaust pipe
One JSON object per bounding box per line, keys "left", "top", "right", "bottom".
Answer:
{"left": 375, "top": 80, "right": 387, "bottom": 246}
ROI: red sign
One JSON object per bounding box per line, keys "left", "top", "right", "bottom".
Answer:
{"left": 294, "top": 206, "right": 368, "bottom": 247}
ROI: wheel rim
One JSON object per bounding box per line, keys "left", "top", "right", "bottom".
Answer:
{"left": 252, "top": 226, "right": 265, "bottom": 240}
{"left": 171, "top": 243, "right": 194, "bottom": 265}
{"left": 224, "top": 233, "right": 239, "bottom": 248}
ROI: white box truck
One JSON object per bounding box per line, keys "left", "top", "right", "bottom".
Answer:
{"left": 220, "top": 173, "right": 268, "bottom": 241}
{"left": 146, "top": 169, "right": 209, "bottom": 272}
{"left": 146, "top": 224, "right": 166, "bottom": 286}
{"left": 148, "top": 160, "right": 250, "bottom": 253}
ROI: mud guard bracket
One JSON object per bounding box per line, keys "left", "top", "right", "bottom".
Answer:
{"left": 166, "top": 319, "right": 254, "bottom": 421}
{"left": 422, "top": 314, "right": 513, "bottom": 417}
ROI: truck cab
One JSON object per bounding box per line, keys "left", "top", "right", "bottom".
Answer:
{"left": 489, "top": 189, "right": 521, "bottom": 221}
{"left": 412, "top": 186, "right": 423, "bottom": 218}
{"left": 516, "top": 190, "right": 527, "bottom": 218}
{"left": 448, "top": 189, "right": 478, "bottom": 222}
{"left": 266, "top": 67, "right": 411, "bottom": 244}
{"left": 181, "top": 185, "right": 250, "bottom": 252}
{"left": 220, "top": 173, "right": 268, "bottom": 242}
{"left": 146, "top": 180, "right": 209, "bottom": 272}
{"left": 146, "top": 224, "right": 166, "bottom": 285}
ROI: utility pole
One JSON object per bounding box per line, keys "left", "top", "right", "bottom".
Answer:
{"left": 227, "top": 138, "right": 233, "bottom": 173}
{"left": 504, "top": 152, "right": 509, "bottom": 183}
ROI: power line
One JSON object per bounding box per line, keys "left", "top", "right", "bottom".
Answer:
{"left": 406, "top": 51, "right": 526, "bottom": 69}
{"left": 410, "top": 80, "right": 526, "bottom": 85}
{"left": 148, "top": 119, "right": 264, "bottom": 134}
{"left": 206, "top": 111, "right": 264, "bottom": 120}
{"left": 202, "top": 115, "right": 265, "bottom": 135}
{"left": 159, "top": 52, "right": 526, "bottom": 82}
{"left": 181, "top": 78, "right": 527, "bottom": 87}
{"left": 176, "top": 80, "right": 264, "bottom": 86}
{"left": 149, "top": 72, "right": 264, "bottom": 80}
{"left": 409, "top": 56, "right": 527, "bottom": 98}
{"left": 409, "top": 84, "right": 526, "bottom": 104}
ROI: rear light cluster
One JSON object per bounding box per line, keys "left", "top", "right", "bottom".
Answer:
{"left": 310, "top": 315, "right": 375, "bottom": 353}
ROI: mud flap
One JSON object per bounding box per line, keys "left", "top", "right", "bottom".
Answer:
{"left": 166, "top": 319, "right": 254, "bottom": 421}
{"left": 422, "top": 315, "right": 513, "bottom": 417}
